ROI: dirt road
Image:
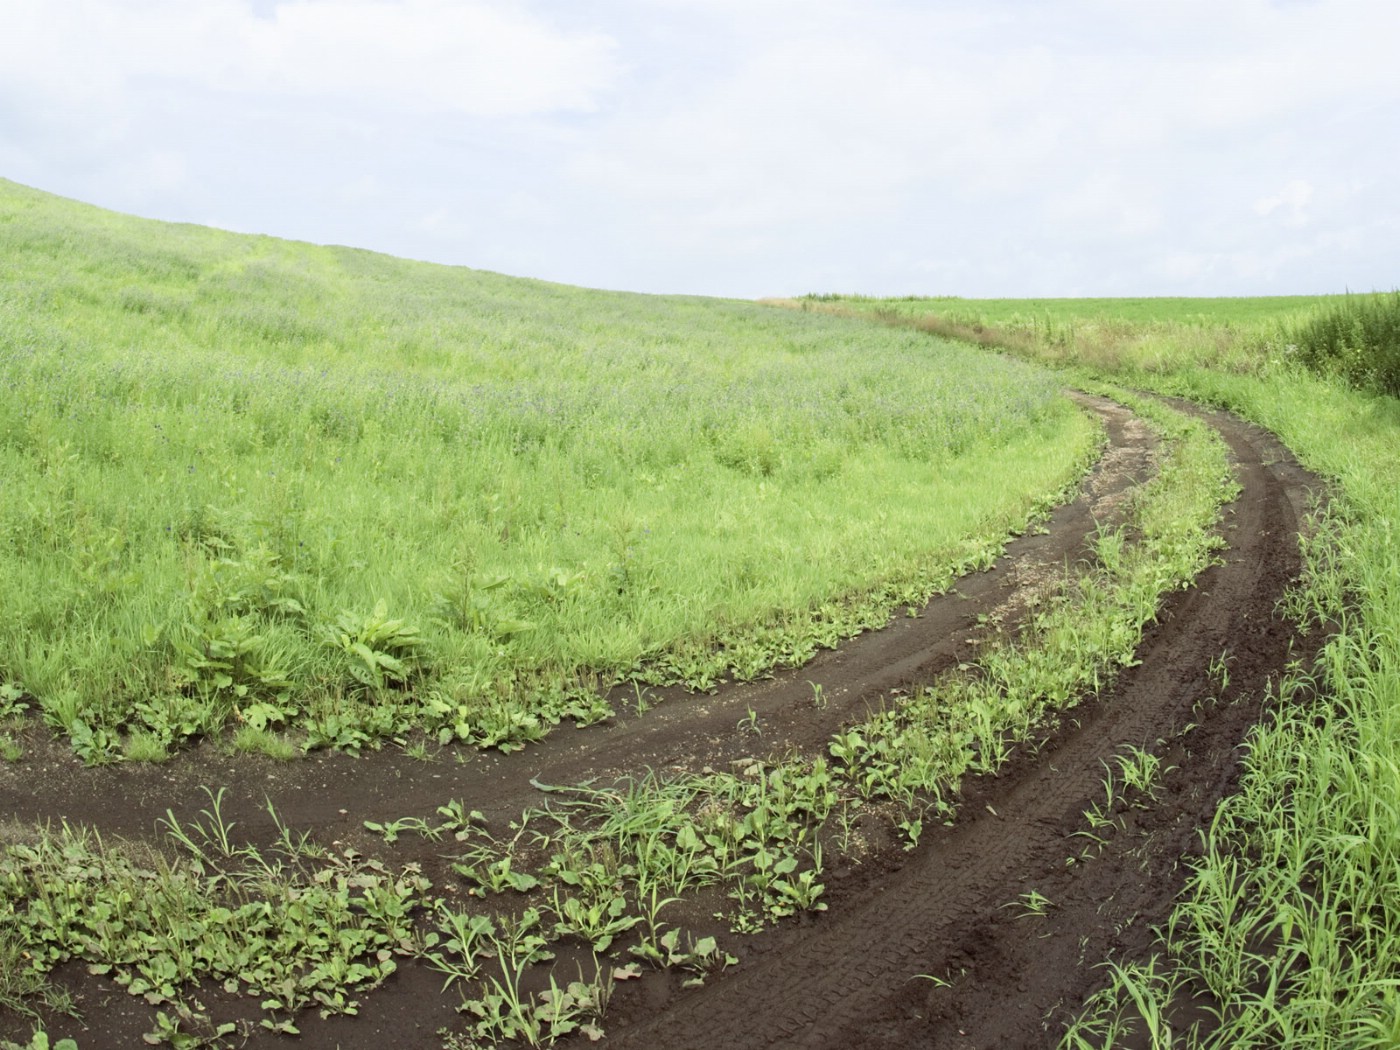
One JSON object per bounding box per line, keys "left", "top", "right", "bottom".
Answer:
{"left": 0, "top": 396, "right": 1319, "bottom": 1049}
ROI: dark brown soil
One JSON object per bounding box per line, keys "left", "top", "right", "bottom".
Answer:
{"left": 0, "top": 396, "right": 1320, "bottom": 1050}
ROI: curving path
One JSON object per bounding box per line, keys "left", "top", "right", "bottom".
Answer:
{"left": 0, "top": 396, "right": 1320, "bottom": 1050}
{"left": 598, "top": 403, "right": 1319, "bottom": 1050}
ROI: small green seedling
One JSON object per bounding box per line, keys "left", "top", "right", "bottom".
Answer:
{"left": 1005, "top": 889, "right": 1054, "bottom": 918}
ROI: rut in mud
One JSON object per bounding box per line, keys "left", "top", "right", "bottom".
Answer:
{"left": 0, "top": 396, "right": 1319, "bottom": 1050}
{"left": 596, "top": 404, "right": 1318, "bottom": 1050}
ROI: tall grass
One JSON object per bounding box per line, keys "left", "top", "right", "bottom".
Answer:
{"left": 1060, "top": 368, "right": 1400, "bottom": 1049}
{"left": 0, "top": 180, "right": 1098, "bottom": 760}
{"left": 803, "top": 290, "right": 1400, "bottom": 399}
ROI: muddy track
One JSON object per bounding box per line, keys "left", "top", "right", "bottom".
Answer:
{"left": 594, "top": 405, "right": 1319, "bottom": 1050}
{"left": 0, "top": 396, "right": 1319, "bottom": 1049}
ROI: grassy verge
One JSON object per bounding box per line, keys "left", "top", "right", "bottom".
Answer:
{"left": 1062, "top": 369, "right": 1400, "bottom": 1049}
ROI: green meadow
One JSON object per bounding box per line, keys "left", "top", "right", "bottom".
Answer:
{"left": 0, "top": 179, "right": 1096, "bottom": 762}
{"left": 805, "top": 290, "right": 1400, "bottom": 385}
{"left": 807, "top": 292, "right": 1335, "bottom": 327}
{"left": 5, "top": 177, "right": 1400, "bottom": 1048}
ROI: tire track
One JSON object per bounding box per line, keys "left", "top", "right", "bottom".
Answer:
{"left": 598, "top": 405, "right": 1319, "bottom": 1050}
{"left": 5, "top": 394, "right": 1270, "bottom": 1050}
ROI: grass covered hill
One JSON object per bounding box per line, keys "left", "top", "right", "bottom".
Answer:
{"left": 0, "top": 179, "right": 1095, "bottom": 763}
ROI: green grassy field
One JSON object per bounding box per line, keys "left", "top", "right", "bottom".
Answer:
{"left": 795, "top": 291, "right": 1394, "bottom": 379}
{"left": 1075, "top": 339, "right": 1400, "bottom": 1050}
{"left": 805, "top": 292, "right": 1335, "bottom": 326}
{"left": 832, "top": 292, "right": 1400, "bottom": 1049}
{"left": 0, "top": 179, "right": 1097, "bottom": 763}
{"left": 5, "top": 178, "right": 1398, "bottom": 1048}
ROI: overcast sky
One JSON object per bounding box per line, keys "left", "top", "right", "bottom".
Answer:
{"left": 2, "top": 0, "right": 1397, "bottom": 298}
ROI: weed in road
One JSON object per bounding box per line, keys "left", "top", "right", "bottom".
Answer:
{"left": 1005, "top": 889, "right": 1055, "bottom": 919}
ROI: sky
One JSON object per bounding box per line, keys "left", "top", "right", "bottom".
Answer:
{"left": 1, "top": 0, "right": 1397, "bottom": 299}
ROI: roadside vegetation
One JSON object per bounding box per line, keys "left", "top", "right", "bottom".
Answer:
{"left": 1283, "top": 290, "right": 1400, "bottom": 398}
{"left": 790, "top": 290, "right": 1400, "bottom": 397}
{"left": 819, "top": 291, "right": 1400, "bottom": 1048}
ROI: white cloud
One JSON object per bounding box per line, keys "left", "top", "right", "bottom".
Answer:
{"left": 140, "top": 149, "right": 189, "bottom": 191}
{"left": 0, "top": 0, "right": 620, "bottom": 117}
{"left": 1156, "top": 240, "right": 1321, "bottom": 286}
{"left": 1255, "top": 179, "right": 1314, "bottom": 226}
{"left": 558, "top": 0, "right": 1400, "bottom": 293}
{"left": 246, "top": 1, "right": 619, "bottom": 115}
{"left": 337, "top": 174, "right": 381, "bottom": 204}
{"left": 1, "top": 0, "right": 1397, "bottom": 297}
{"left": 415, "top": 205, "right": 474, "bottom": 241}
{"left": 568, "top": 32, "right": 972, "bottom": 234}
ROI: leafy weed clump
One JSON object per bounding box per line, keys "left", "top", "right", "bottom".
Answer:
{"left": 0, "top": 790, "right": 429, "bottom": 1043}
{"left": 1284, "top": 290, "right": 1400, "bottom": 398}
